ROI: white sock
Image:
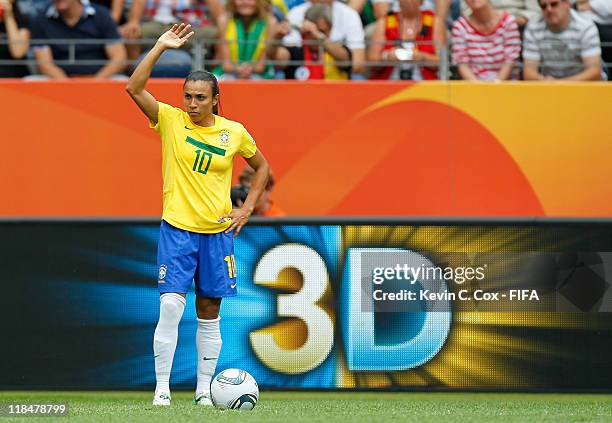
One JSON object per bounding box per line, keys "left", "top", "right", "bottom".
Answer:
{"left": 154, "top": 293, "right": 185, "bottom": 394}
{"left": 196, "top": 316, "right": 222, "bottom": 396}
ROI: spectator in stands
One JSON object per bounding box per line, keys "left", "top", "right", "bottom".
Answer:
{"left": 283, "top": 0, "right": 366, "bottom": 74}
{"left": 576, "top": 0, "right": 612, "bottom": 74}
{"left": 253, "top": 173, "right": 285, "bottom": 216}
{"left": 231, "top": 166, "right": 284, "bottom": 216}
{"left": 367, "top": 0, "right": 446, "bottom": 46}
{"left": 231, "top": 166, "right": 254, "bottom": 207}
{"left": 138, "top": 0, "right": 223, "bottom": 56}
{"left": 0, "top": 0, "right": 30, "bottom": 77}
{"left": 271, "top": 3, "right": 352, "bottom": 79}
{"left": 368, "top": 0, "right": 439, "bottom": 80}
{"left": 215, "top": 0, "right": 276, "bottom": 79}
{"left": 460, "top": 0, "right": 540, "bottom": 29}
{"left": 451, "top": 0, "right": 521, "bottom": 80}
{"left": 30, "top": 0, "right": 127, "bottom": 78}
{"left": 523, "top": 0, "right": 602, "bottom": 80}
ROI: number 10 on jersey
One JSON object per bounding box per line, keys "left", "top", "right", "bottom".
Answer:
{"left": 193, "top": 149, "right": 212, "bottom": 175}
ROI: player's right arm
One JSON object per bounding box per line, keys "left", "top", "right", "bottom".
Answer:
{"left": 125, "top": 23, "right": 194, "bottom": 123}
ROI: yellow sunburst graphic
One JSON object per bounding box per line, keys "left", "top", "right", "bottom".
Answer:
{"left": 336, "top": 225, "right": 611, "bottom": 388}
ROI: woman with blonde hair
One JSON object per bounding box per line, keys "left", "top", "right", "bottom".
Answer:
{"left": 215, "top": 0, "right": 276, "bottom": 79}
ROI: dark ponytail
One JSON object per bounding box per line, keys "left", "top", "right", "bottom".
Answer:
{"left": 184, "top": 70, "right": 220, "bottom": 115}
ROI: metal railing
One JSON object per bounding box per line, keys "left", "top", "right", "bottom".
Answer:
{"left": 1, "top": 37, "right": 610, "bottom": 80}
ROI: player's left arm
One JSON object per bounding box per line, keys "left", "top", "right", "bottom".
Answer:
{"left": 221, "top": 150, "right": 270, "bottom": 236}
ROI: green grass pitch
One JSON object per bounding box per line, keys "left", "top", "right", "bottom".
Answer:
{"left": 0, "top": 391, "right": 610, "bottom": 422}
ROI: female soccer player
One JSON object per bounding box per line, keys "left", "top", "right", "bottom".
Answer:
{"left": 125, "top": 23, "right": 270, "bottom": 406}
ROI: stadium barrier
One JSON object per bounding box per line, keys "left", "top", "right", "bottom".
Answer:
{"left": 1, "top": 80, "right": 611, "bottom": 217}
{"left": 1, "top": 38, "right": 611, "bottom": 79}
{"left": 1, "top": 218, "right": 610, "bottom": 390}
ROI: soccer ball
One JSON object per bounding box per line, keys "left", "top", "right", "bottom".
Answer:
{"left": 210, "top": 368, "right": 259, "bottom": 410}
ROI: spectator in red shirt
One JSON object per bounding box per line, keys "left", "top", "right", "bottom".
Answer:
{"left": 451, "top": 0, "right": 521, "bottom": 80}
{"left": 368, "top": 0, "right": 439, "bottom": 80}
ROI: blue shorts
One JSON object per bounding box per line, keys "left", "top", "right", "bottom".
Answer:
{"left": 157, "top": 220, "right": 237, "bottom": 298}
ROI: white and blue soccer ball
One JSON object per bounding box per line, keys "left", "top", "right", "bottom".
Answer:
{"left": 210, "top": 368, "right": 259, "bottom": 410}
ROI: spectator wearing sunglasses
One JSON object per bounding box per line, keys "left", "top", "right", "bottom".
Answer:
{"left": 523, "top": 0, "right": 602, "bottom": 80}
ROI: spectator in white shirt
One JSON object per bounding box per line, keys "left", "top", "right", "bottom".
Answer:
{"left": 283, "top": 0, "right": 366, "bottom": 73}
{"left": 523, "top": 0, "right": 602, "bottom": 80}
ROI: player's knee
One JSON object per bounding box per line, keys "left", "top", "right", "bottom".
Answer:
{"left": 159, "top": 293, "right": 186, "bottom": 323}
{"left": 196, "top": 297, "right": 221, "bottom": 319}
{"left": 197, "top": 307, "right": 220, "bottom": 320}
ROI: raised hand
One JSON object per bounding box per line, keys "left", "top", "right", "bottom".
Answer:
{"left": 156, "top": 23, "right": 194, "bottom": 50}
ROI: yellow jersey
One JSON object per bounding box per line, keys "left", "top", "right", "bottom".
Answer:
{"left": 150, "top": 102, "right": 257, "bottom": 233}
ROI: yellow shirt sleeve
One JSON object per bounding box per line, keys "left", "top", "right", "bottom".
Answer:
{"left": 238, "top": 125, "right": 258, "bottom": 158}
{"left": 149, "top": 102, "right": 181, "bottom": 134}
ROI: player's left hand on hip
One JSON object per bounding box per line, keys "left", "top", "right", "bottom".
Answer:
{"left": 220, "top": 207, "right": 252, "bottom": 237}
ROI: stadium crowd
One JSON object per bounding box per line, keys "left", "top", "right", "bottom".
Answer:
{"left": 0, "top": 0, "right": 610, "bottom": 79}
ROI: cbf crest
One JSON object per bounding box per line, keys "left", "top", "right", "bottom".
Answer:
{"left": 219, "top": 130, "right": 230, "bottom": 145}
{"left": 158, "top": 264, "right": 167, "bottom": 283}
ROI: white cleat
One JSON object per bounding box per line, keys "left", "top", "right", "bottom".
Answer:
{"left": 152, "top": 391, "right": 171, "bottom": 406}
{"left": 194, "top": 393, "right": 214, "bottom": 407}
